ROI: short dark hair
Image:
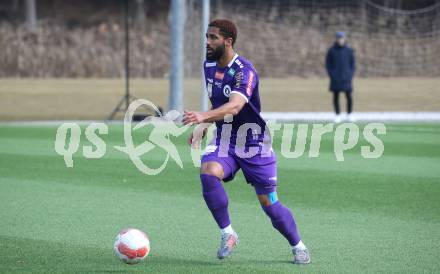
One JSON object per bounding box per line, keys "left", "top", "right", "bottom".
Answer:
{"left": 208, "top": 19, "right": 237, "bottom": 46}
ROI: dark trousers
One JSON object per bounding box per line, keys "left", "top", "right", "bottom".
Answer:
{"left": 333, "top": 91, "right": 353, "bottom": 114}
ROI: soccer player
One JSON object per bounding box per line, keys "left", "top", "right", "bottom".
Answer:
{"left": 183, "top": 19, "right": 310, "bottom": 264}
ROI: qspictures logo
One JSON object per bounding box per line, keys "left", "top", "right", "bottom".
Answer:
{"left": 54, "top": 99, "right": 386, "bottom": 175}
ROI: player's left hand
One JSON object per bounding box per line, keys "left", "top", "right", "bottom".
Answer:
{"left": 183, "top": 110, "right": 205, "bottom": 125}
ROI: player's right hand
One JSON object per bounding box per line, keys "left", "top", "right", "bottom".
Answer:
{"left": 188, "top": 126, "right": 208, "bottom": 148}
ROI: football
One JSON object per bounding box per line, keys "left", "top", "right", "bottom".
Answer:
{"left": 113, "top": 228, "right": 150, "bottom": 264}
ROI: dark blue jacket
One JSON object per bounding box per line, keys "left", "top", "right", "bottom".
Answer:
{"left": 325, "top": 43, "right": 356, "bottom": 92}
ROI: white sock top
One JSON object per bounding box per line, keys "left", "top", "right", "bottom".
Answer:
{"left": 221, "top": 224, "right": 234, "bottom": 235}
{"left": 292, "top": 240, "right": 307, "bottom": 250}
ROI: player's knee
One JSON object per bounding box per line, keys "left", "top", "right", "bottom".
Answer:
{"left": 258, "top": 191, "right": 279, "bottom": 207}
{"left": 200, "top": 161, "right": 224, "bottom": 179}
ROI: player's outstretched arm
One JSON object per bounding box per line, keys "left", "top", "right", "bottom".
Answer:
{"left": 182, "top": 94, "right": 246, "bottom": 125}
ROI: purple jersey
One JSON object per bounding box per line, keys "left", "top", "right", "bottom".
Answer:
{"left": 203, "top": 54, "right": 269, "bottom": 151}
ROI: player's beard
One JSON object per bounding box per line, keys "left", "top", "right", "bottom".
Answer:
{"left": 206, "top": 43, "right": 225, "bottom": 61}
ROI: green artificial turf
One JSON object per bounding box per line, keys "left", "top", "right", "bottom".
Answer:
{"left": 0, "top": 123, "right": 439, "bottom": 273}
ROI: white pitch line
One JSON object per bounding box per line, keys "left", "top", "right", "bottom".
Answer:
{"left": 261, "top": 112, "right": 440, "bottom": 122}
{"left": 1, "top": 112, "right": 440, "bottom": 126}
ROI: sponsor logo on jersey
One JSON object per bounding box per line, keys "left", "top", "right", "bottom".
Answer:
{"left": 234, "top": 71, "right": 243, "bottom": 89}
{"left": 207, "top": 83, "right": 212, "bottom": 98}
{"left": 227, "top": 68, "right": 236, "bottom": 77}
{"left": 223, "top": 85, "right": 231, "bottom": 97}
{"left": 205, "top": 62, "right": 216, "bottom": 67}
{"left": 246, "top": 71, "right": 254, "bottom": 96}
{"left": 235, "top": 59, "right": 244, "bottom": 68}
{"left": 214, "top": 81, "right": 222, "bottom": 88}
{"left": 215, "top": 71, "right": 224, "bottom": 80}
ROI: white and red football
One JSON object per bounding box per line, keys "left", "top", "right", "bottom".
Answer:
{"left": 113, "top": 228, "right": 150, "bottom": 264}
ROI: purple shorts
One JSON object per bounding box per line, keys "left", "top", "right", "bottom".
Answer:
{"left": 201, "top": 144, "right": 277, "bottom": 195}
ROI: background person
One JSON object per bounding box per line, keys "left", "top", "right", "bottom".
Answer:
{"left": 325, "top": 31, "right": 356, "bottom": 122}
